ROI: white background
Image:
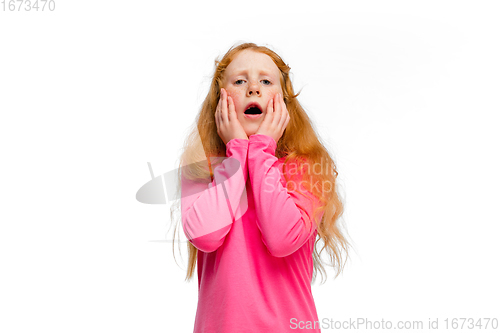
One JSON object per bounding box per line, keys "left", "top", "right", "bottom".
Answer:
{"left": 1, "top": 1, "right": 499, "bottom": 332}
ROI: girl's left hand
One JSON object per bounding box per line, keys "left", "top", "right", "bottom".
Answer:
{"left": 255, "top": 92, "right": 290, "bottom": 144}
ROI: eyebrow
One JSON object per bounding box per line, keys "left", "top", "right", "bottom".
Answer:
{"left": 231, "top": 70, "right": 274, "bottom": 77}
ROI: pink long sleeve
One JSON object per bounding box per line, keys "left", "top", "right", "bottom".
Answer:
{"left": 181, "top": 138, "right": 249, "bottom": 253}
{"left": 248, "top": 134, "right": 322, "bottom": 257}
{"left": 185, "top": 134, "right": 324, "bottom": 333}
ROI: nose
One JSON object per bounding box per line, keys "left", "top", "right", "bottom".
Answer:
{"left": 247, "top": 81, "right": 261, "bottom": 97}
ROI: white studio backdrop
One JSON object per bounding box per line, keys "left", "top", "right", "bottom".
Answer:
{"left": 1, "top": 1, "right": 499, "bottom": 332}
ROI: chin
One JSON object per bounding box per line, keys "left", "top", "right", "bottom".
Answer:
{"left": 242, "top": 125, "right": 258, "bottom": 137}
{"left": 246, "top": 126, "right": 262, "bottom": 136}
{"left": 245, "top": 131, "right": 256, "bottom": 137}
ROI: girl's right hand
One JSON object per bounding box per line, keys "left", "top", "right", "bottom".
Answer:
{"left": 215, "top": 88, "right": 249, "bottom": 144}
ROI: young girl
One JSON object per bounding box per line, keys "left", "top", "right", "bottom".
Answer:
{"left": 173, "top": 42, "right": 349, "bottom": 333}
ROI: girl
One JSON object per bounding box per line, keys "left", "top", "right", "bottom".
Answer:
{"left": 172, "top": 42, "right": 349, "bottom": 333}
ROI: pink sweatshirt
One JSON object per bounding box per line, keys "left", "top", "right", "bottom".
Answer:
{"left": 181, "top": 134, "right": 323, "bottom": 333}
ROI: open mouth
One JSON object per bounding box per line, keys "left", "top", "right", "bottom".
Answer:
{"left": 244, "top": 103, "right": 263, "bottom": 115}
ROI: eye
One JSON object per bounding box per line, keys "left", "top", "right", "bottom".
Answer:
{"left": 235, "top": 79, "right": 245, "bottom": 85}
{"left": 261, "top": 79, "right": 271, "bottom": 85}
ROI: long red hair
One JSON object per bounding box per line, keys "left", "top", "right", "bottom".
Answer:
{"left": 170, "top": 42, "right": 350, "bottom": 284}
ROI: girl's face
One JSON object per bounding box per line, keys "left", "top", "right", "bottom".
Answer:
{"left": 222, "top": 50, "right": 283, "bottom": 137}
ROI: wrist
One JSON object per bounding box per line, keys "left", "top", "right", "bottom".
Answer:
{"left": 250, "top": 133, "right": 276, "bottom": 143}
{"left": 228, "top": 137, "right": 248, "bottom": 143}
{"left": 227, "top": 137, "right": 249, "bottom": 145}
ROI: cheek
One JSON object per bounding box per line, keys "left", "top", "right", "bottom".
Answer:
{"left": 266, "top": 88, "right": 282, "bottom": 104}
{"left": 226, "top": 91, "right": 241, "bottom": 109}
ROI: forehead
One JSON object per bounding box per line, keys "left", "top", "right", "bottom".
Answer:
{"left": 225, "top": 50, "right": 280, "bottom": 77}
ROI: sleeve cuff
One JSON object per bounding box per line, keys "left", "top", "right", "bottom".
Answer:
{"left": 227, "top": 138, "right": 249, "bottom": 148}
{"left": 249, "top": 134, "right": 277, "bottom": 154}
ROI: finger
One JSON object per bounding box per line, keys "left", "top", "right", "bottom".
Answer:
{"left": 218, "top": 92, "right": 225, "bottom": 125}
{"left": 278, "top": 97, "right": 288, "bottom": 130}
{"left": 272, "top": 93, "right": 281, "bottom": 129}
{"left": 215, "top": 95, "right": 221, "bottom": 129}
{"left": 228, "top": 96, "right": 236, "bottom": 120}
{"left": 221, "top": 88, "right": 229, "bottom": 124}
{"left": 284, "top": 113, "right": 290, "bottom": 130}
{"left": 264, "top": 97, "right": 274, "bottom": 125}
